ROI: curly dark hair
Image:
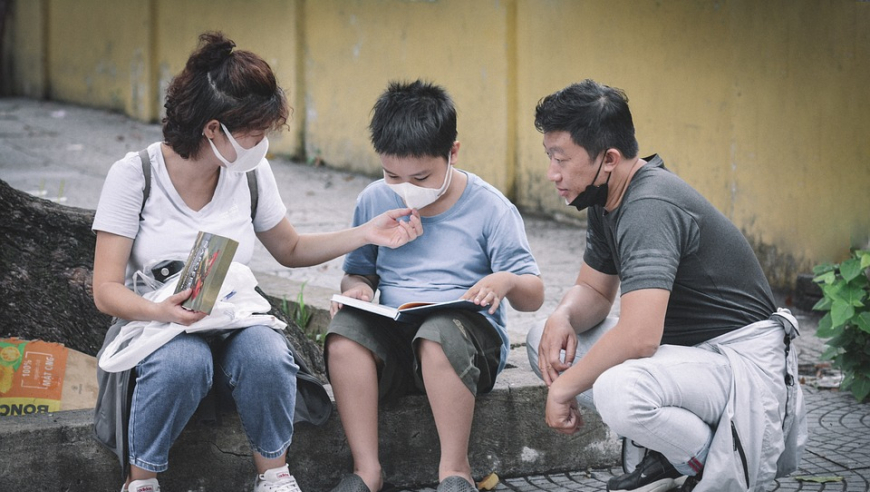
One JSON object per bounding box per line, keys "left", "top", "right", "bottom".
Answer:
{"left": 162, "top": 32, "right": 289, "bottom": 159}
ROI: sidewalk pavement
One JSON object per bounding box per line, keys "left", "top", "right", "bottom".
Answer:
{"left": 1, "top": 98, "right": 868, "bottom": 491}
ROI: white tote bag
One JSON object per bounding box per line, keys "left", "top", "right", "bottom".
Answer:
{"left": 99, "top": 262, "right": 286, "bottom": 373}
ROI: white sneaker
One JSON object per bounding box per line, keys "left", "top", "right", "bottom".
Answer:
{"left": 254, "top": 464, "right": 303, "bottom": 492}
{"left": 123, "top": 478, "right": 160, "bottom": 492}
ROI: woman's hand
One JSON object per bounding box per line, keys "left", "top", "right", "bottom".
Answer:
{"left": 364, "top": 208, "right": 423, "bottom": 249}
{"left": 154, "top": 288, "right": 208, "bottom": 326}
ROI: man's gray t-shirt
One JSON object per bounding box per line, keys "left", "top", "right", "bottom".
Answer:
{"left": 584, "top": 155, "right": 775, "bottom": 346}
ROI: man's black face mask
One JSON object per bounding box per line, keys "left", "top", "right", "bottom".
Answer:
{"left": 568, "top": 152, "right": 611, "bottom": 211}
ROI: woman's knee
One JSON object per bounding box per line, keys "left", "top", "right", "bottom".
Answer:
{"left": 228, "top": 327, "right": 297, "bottom": 380}
{"left": 139, "top": 336, "right": 212, "bottom": 388}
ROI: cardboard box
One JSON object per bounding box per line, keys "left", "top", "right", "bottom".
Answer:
{"left": 0, "top": 338, "right": 98, "bottom": 417}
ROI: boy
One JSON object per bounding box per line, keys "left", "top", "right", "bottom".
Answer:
{"left": 326, "top": 80, "right": 544, "bottom": 492}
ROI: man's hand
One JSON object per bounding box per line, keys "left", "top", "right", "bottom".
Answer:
{"left": 538, "top": 311, "right": 578, "bottom": 386}
{"left": 364, "top": 208, "right": 423, "bottom": 249}
{"left": 155, "top": 288, "right": 208, "bottom": 326}
{"left": 461, "top": 272, "right": 514, "bottom": 314}
{"left": 545, "top": 387, "right": 584, "bottom": 435}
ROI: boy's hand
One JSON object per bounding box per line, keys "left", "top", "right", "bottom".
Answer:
{"left": 461, "top": 272, "right": 515, "bottom": 314}
{"left": 365, "top": 208, "right": 423, "bottom": 249}
{"left": 330, "top": 284, "right": 376, "bottom": 317}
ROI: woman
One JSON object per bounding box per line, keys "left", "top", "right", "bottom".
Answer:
{"left": 91, "top": 32, "right": 422, "bottom": 492}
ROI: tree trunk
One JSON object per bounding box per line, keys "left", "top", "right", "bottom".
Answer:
{"left": 0, "top": 179, "right": 109, "bottom": 355}
{"left": 0, "top": 179, "right": 325, "bottom": 379}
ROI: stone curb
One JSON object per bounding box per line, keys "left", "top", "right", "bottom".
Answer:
{"left": 0, "top": 273, "right": 620, "bottom": 491}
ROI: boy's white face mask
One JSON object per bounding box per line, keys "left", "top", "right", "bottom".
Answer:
{"left": 207, "top": 122, "right": 269, "bottom": 173}
{"left": 385, "top": 155, "right": 453, "bottom": 210}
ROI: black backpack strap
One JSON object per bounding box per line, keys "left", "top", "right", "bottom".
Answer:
{"left": 138, "top": 149, "right": 151, "bottom": 221}
{"left": 246, "top": 169, "right": 258, "bottom": 222}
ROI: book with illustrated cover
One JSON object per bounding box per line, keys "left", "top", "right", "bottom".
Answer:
{"left": 175, "top": 231, "right": 239, "bottom": 315}
{"left": 331, "top": 294, "right": 488, "bottom": 323}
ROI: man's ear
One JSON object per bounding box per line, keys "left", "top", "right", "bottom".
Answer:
{"left": 602, "top": 148, "right": 621, "bottom": 171}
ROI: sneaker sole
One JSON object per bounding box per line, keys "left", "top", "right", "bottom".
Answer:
{"left": 609, "top": 476, "right": 687, "bottom": 492}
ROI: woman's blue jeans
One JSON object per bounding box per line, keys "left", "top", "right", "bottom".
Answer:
{"left": 128, "top": 325, "right": 298, "bottom": 473}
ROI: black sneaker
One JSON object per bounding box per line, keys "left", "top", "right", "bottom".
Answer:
{"left": 607, "top": 450, "right": 686, "bottom": 492}
{"left": 621, "top": 438, "right": 647, "bottom": 473}
{"left": 675, "top": 473, "right": 701, "bottom": 491}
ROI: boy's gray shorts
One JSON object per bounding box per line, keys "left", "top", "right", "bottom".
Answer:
{"left": 326, "top": 307, "right": 503, "bottom": 402}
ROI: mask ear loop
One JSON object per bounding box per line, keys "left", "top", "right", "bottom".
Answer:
{"left": 437, "top": 153, "right": 454, "bottom": 196}
{"left": 587, "top": 151, "right": 606, "bottom": 186}
{"left": 600, "top": 150, "right": 612, "bottom": 186}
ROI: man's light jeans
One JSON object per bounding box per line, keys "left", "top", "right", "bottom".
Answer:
{"left": 525, "top": 318, "right": 739, "bottom": 476}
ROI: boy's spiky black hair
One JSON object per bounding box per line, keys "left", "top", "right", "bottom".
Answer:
{"left": 369, "top": 80, "right": 457, "bottom": 158}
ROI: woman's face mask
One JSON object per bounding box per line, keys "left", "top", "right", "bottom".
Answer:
{"left": 385, "top": 155, "right": 453, "bottom": 210}
{"left": 207, "top": 123, "right": 269, "bottom": 173}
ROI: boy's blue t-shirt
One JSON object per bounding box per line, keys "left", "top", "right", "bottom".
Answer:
{"left": 343, "top": 171, "right": 541, "bottom": 370}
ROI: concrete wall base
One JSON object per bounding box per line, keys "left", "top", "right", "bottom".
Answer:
{"left": 0, "top": 353, "right": 619, "bottom": 492}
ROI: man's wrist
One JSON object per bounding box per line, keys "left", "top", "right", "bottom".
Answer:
{"left": 549, "top": 308, "right": 573, "bottom": 328}
{"left": 549, "top": 377, "right": 579, "bottom": 405}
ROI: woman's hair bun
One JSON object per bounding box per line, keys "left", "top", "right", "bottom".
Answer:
{"left": 186, "top": 31, "right": 236, "bottom": 73}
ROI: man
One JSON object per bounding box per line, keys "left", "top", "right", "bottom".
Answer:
{"left": 526, "top": 80, "right": 806, "bottom": 492}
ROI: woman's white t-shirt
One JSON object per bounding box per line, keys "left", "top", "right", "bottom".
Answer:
{"left": 92, "top": 141, "right": 287, "bottom": 289}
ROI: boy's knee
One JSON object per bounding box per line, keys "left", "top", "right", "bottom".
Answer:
{"left": 416, "top": 338, "right": 449, "bottom": 365}
{"left": 325, "top": 334, "right": 371, "bottom": 364}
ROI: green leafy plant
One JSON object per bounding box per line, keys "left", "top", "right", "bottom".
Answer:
{"left": 281, "top": 282, "right": 313, "bottom": 330}
{"left": 812, "top": 248, "right": 870, "bottom": 402}
{"left": 294, "top": 282, "right": 313, "bottom": 329}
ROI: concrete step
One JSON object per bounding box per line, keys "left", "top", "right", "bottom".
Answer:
{"left": 0, "top": 274, "right": 620, "bottom": 491}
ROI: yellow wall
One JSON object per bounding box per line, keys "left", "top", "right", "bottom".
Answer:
{"left": 3, "top": 0, "right": 47, "bottom": 98}
{"left": 515, "top": 0, "right": 870, "bottom": 287}
{"left": 302, "top": 0, "right": 514, "bottom": 191}
{"left": 3, "top": 0, "right": 869, "bottom": 290}
{"left": 46, "top": 0, "right": 153, "bottom": 119}
{"left": 150, "top": 0, "right": 301, "bottom": 155}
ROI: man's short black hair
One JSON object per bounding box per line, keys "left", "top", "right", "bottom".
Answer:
{"left": 534, "top": 79, "right": 639, "bottom": 159}
{"left": 369, "top": 80, "right": 457, "bottom": 158}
